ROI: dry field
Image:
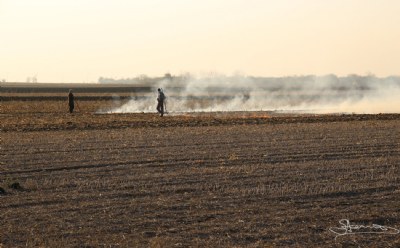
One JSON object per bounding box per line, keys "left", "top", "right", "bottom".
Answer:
{"left": 1, "top": 86, "right": 400, "bottom": 247}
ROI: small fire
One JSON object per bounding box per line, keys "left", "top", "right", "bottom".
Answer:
{"left": 238, "top": 113, "right": 270, "bottom": 119}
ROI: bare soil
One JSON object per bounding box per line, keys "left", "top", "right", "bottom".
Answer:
{"left": 1, "top": 90, "right": 400, "bottom": 247}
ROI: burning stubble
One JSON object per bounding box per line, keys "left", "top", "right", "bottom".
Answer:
{"left": 104, "top": 74, "right": 400, "bottom": 114}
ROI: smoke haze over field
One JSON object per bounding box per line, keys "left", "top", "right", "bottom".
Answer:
{"left": 105, "top": 74, "right": 400, "bottom": 114}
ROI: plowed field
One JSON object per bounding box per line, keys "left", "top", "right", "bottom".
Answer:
{"left": 1, "top": 93, "right": 400, "bottom": 247}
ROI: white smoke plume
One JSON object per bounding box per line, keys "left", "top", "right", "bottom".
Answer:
{"left": 104, "top": 74, "right": 400, "bottom": 114}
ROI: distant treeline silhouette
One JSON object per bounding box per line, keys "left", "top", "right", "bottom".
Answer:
{"left": 98, "top": 73, "right": 178, "bottom": 84}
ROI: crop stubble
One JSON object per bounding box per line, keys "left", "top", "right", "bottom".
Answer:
{"left": 0, "top": 98, "right": 400, "bottom": 247}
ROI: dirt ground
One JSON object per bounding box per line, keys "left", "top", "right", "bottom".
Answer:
{"left": 1, "top": 98, "right": 400, "bottom": 247}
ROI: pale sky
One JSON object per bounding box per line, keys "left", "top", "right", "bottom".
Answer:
{"left": 1, "top": 0, "right": 400, "bottom": 82}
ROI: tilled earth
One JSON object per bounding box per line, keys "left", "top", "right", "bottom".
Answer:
{"left": 1, "top": 104, "right": 400, "bottom": 247}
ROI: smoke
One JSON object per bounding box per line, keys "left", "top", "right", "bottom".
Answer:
{"left": 104, "top": 74, "right": 400, "bottom": 114}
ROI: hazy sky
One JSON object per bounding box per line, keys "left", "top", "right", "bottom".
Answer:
{"left": 1, "top": 0, "right": 400, "bottom": 82}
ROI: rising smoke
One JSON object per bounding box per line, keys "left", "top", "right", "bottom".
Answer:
{"left": 104, "top": 74, "right": 400, "bottom": 114}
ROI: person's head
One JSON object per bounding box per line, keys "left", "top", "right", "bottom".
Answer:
{"left": 69, "top": 89, "right": 73, "bottom": 93}
{"left": 158, "top": 88, "right": 161, "bottom": 92}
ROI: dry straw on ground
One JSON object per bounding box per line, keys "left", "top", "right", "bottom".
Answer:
{"left": 1, "top": 88, "right": 399, "bottom": 247}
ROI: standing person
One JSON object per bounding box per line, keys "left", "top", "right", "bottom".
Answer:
{"left": 68, "top": 89, "right": 74, "bottom": 113}
{"left": 156, "top": 88, "right": 165, "bottom": 117}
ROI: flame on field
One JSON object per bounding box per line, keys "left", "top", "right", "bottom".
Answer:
{"left": 242, "top": 114, "right": 270, "bottom": 119}
{"left": 103, "top": 74, "right": 400, "bottom": 114}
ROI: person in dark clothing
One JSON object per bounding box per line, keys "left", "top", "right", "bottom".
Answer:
{"left": 68, "top": 89, "right": 74, "bottom": 113}
{"left": 156, "top": 88, "right": 165, "bottom": 117}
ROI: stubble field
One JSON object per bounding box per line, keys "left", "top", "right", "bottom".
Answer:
{"left": 1, "top": 84, "right": 400, "bottom": 247}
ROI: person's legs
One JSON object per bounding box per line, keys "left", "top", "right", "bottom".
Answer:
{"left": 160, "top": 102, "right": 164, "bottom": 117}
{"left": 156, "top": 101, "right": 162, "bottom": 113}
{"left": 157, "top": 100, "right": 165, "bottom": 116}
{"left": 156, "top": 101, "right": 164, "bottom": 116}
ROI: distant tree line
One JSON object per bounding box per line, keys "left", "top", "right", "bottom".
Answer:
{"left": 98, "top": 73, "right": 180, "bottom": 84}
